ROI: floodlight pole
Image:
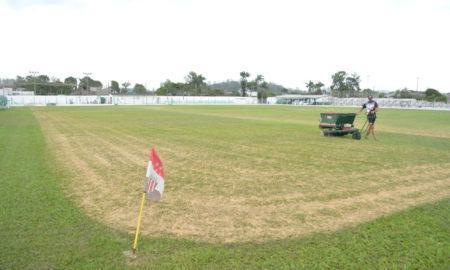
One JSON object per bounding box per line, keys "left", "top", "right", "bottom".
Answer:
{"left": 416, "top": 77, "right": 419, "bottom": 92}
{"left": 29, "top": 71, "right": 39, "bottom": 94}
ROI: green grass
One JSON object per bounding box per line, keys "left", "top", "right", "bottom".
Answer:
{"left": 0, "top": 108, "right": 126, "bottom": 269}
{"left": 1, "top": 106, "right": 449, "bottom": 269}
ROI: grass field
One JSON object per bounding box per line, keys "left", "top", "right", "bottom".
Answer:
{"left": 1, "top": 106, "right": 449, "bottom": 269}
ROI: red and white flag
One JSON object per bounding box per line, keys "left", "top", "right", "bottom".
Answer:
{"left": 144, "top": 148, "right": 165, "bottom": 202}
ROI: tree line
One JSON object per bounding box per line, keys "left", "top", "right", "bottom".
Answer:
{"left": 155, "top": 71, "right": 276, "bottom": 103}
{"left": 0, "top": 71, "right": 447, "bottom": 103}
{"left": 306, "top": 71, "right": 371, "bottom": 97}
{"left": 304, "top": 71, "right": 447, "bottom": 103}
{"left": 0, "top": 71, "right": 284, "bottom": 100}
{"left": 1, "top": 75, "right": 148, "bottom": 96}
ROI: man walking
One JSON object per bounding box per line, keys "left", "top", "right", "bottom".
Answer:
{"left": 359, "top": 95, "right": 379, "bottom": 140}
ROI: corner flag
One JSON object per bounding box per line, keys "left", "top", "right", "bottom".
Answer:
{"left": 144, "top": 148, "right": 165, "bottom": 202}
{"left": 130, "top": 147, "right": 165, "bottom": 256}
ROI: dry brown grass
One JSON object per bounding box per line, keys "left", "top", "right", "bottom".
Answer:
{"left": 33, "top": 107, "right": 450, "bottom": 243}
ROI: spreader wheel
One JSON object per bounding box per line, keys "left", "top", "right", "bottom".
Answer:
{"left": 352, "top": 130, "right": 361, "bottom": 140}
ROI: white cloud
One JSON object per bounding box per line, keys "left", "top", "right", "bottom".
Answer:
{"left": 0, "top": 0, "right": 449, "bottom": 92}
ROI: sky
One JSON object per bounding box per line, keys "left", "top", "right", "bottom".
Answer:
{"left": 0, "top": 0, "right": 449, "bottom": 92}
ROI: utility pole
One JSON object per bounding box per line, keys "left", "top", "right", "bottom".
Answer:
{"left": 83, "top": 72, "right": 92, "bottom": 94}
{"left": 29, "top": 71, "right": 39, "bottom": 94}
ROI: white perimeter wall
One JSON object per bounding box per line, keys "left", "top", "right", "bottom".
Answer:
{"left": 6, "top": 95, "right": 258, "bottom": 106}
{"left": 328, "top": 97, "right": 450, "bottom": 110}
{"left": 3, "top": 95, "right": 449, "bottom": 110}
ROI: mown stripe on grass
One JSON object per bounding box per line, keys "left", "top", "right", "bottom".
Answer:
{"left": 131, "top": 199, "right": 450, "bottom": 269}
{"left": 0, "top": 108, "right": 127, "bottom": 269}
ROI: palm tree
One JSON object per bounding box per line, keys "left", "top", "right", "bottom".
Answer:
{"left": 121, "top": 81, "right": 130, "bottom": 95}
{"left": 240, "top": 71, "right": 250, "bottom": 97}
{"left": 254, "top": 74, "right": 265, "bottom": 96}
{"left": 255, "top": 74, "right": 264, "bottom": 90}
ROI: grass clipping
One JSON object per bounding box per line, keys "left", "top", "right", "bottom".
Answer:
{"left": 34, "top": 108, "right": 450, "bottom": 243}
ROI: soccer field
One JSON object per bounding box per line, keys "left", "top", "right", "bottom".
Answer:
{"left": 1, "top": 106, "right": 450, "bottom": 269}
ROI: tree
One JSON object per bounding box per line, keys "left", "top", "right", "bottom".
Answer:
{"left": 345, "top": 73, "right": 361, "bottom": 94}
{"left": 111, "top": 80, "right": 120, "bottom": 94}
{"left": 248, "top": 74, "right": 265, "bottom": 94}
{"left": 260, "top": 81, "right": 269, "bottom": 89}
{"left": 257, "top": 80, "right": 270, "bottom": 103}
{"left": 240, "top": 71, "right": 250, "bottom": 97}
{"left": 51, "top": 77, "right": 61, "bottom": 83}
{"left": 330, "top": 71, "right": 360, "bottom": 97}
{"left": 64, "top": 77, "right": 77, "bottom": 93}
{"left": 15, "top": 73, "right": 73, "bottom": 95}
{"left": 185, "top": 71, "right": 206, "bottom": 95}
{"left": 249, "top": 74, "right": 271, "bottom": 103}
{"left": 36, "top": 75, "right": 50, "bottom": 82}
{"left": 16, "top": 75, "right": 26, "bottom": 83}
{"left": 330, "top": 71, "right": 347, "bottom": 97}
{"left": 361, "top": 88, "right": 373, "bottom": 97}
{"left": 133, "top": 83, "right": 147, "bottom": 95}
{"left": 64, "top": 76, "right": 77, "bottom": 86}
{"left": 424, "top": 88, "right": 447, "bottom": 103}
{"left": 305, "top": 80, "right": 324, "bottom": 95}
{"left": 121, "top": 82, "right": 130, "bottom": 95}
{"left": 254, "top": 74, "right": 264, "bottom": 91}
{"left": 79, "top": 76, "right": 102, "bottom": 91}
{"left": 155, "top": 80, "right": 185, "bottom": 96}
{"left": 393, "top": 88, "right": 424, "bottom": 100}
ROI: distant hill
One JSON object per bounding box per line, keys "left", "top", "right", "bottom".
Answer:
{"left": 209, "top": 80, "right": 241, "bottom": 92}
{"left": 209, "top": 80, "right": 289, "bottom": 94}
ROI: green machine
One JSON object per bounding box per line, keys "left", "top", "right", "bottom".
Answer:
{"left": 319, "top": 112, "right": 361, "bottom": 140}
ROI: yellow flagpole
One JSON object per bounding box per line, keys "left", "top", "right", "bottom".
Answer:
{"left": 132, "top": 192, "right": 147, "bottom": 254}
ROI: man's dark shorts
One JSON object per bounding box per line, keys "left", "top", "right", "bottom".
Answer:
{"left": 367, "top": 113, "right": 376, "bottom": 124}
